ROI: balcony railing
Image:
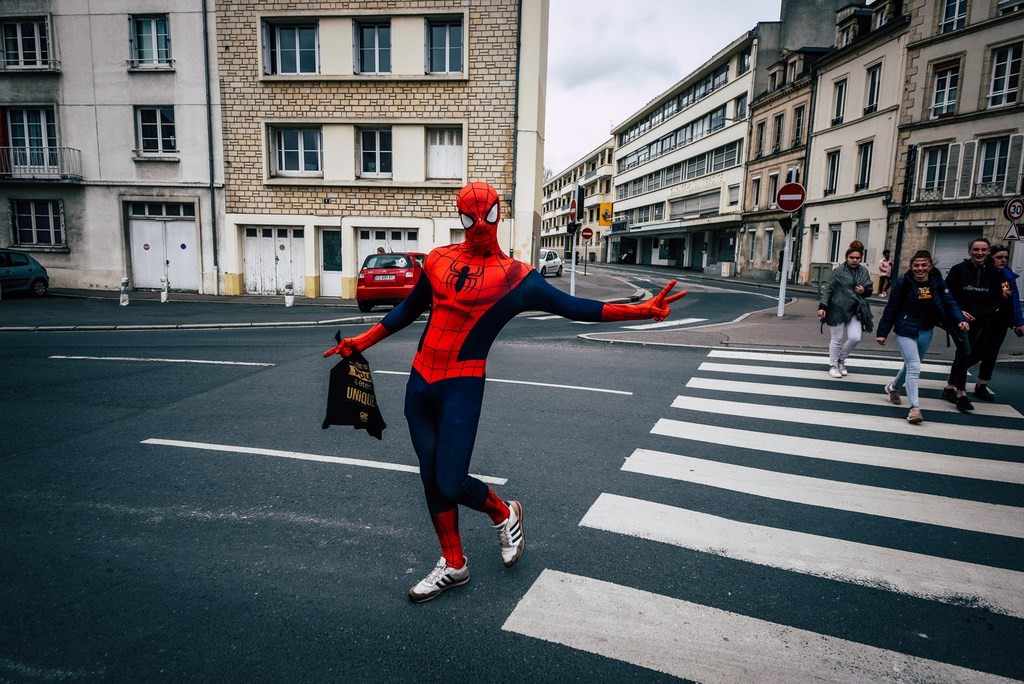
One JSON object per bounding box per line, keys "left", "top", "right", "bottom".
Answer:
{"left": 975, "top": 182, "right": 1004, "bottom": 198}
{"left": 918, "top": 188, "right": 944, "bottom": 202}
{"left": 0, "top": 57, "right": 61, "bottom": 72}
{"left": 0, "top": 147, "right": 82, "bottom": 182}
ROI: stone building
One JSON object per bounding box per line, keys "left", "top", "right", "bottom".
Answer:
{"left": 540, "top": 140, "right": 614, "bottom": 264}
{"left": 214, "top": 0, "right": 548, "bottom": 298}
{"left": 1, "top": 0, "right": 224, "bottom": 293}
{"left": 890, "top": 0, "right": 1024, "bottom": 275}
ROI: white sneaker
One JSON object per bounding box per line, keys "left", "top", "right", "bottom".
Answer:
{"left": 408, "top": 556, "right": 469, "bottom": 603}
{"left": 838, "top": 360, "right": 849, "bottom": 376}
{"left": 829, "top": 366, "right": 842, "bottom": 378}
{"left": 494, "top": 500, "right": 525, "bottom": 567}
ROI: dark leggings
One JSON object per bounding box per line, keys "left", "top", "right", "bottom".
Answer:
{"left": 404, "top": 369, "right": 490, "bottom": 515}
{"left": 978, "top": 324, "right": 1009, "bottom": 382}
{"left": 948, "top": 320, "right": 1003, "bottom": 389}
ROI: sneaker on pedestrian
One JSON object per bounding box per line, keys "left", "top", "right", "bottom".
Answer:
{"left": 941, "top": 387, "right": 957, "bottom": 404}
{"left": 829, "top": 366, "right": 843, "bottom": 378}
{"left": 956, "top": 395, "right": 974, "bottom": 412}
{"left": 884, "top": 383, "right": 901, "bottom": 405}
{"left": 906, "top": 407, "right": 923, "bottom": 424}
{"left": 838, "top": 360, "right": 849, "bottom": 376}
{"left": 973, "top": 385, "right": 996, "bottom": 402}
{"left": 494, "top": 500, "right": 525, "bottom": 568}
{"left": 408, "top": 556, "right": 470, "bottom": 603}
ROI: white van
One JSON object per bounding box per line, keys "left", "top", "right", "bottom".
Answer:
{"left": 538, "top": 249, "right": 563, "bottom": 277}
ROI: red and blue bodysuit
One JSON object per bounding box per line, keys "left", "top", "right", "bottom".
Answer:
{"left": 325, "top": 182, "right": 684, "bottom": 575}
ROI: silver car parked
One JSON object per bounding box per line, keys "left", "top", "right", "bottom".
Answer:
{"left": 0, "top": 248, "right": 49, "bottom": 297}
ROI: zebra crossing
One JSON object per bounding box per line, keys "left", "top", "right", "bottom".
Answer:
{"left": 503, "top": 349, "right": 1024, "bottom": 683}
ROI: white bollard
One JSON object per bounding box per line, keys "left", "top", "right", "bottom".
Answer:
{"left": 119, "top": 277, "right": 130, "bottom": 306}
{"left": 284, "top": 281, "right": 295, "bottom": 307}
{"left": 160, "top": 276, "right": 168, "bottom": 303}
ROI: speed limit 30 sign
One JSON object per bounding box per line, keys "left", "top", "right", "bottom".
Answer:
{"left": 1005, "top": 197, "right": 1024, "bottom": 223}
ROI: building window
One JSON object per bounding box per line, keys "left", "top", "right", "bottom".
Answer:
{"left": 768, "top": 173, "right": 779, "bottom": 208}
{"left": 11, "top": 199, "right": 63, "bottom": 246}
{"left": 772, "top": 114, "right": 784, "bottom": 153}
{"left": 856, "top": 141, "right": 873, "bottom": 190}
{"left": 135, "top": 107, "right": 176, "bottom": 155}
{"left": 129, "top": 15, "right": 171, "bottom": 68}
{"left": 825, "top": 150, "right": 841, "bottom": 195}
{"left": 755, "top": 121, "right": 765, "bottom": 157}
{"left": 427, "top": 18, "right": 462, "bottom": 73}
{"left": 748, "top": 232, "right": 757, "bottom": 261}
{"left": 738, "top": 50, "right": 751, "bottom": 75}
{"left": 359, "top": 128, "right": 392, "bottom": 178}
{"left": 998, "top": 0, "right": 1024, "bottom": 14}
{"left": 873, "top": 5, "right": 888, "bottom": 28}
{"left": 940, "top": 0, "right": 967, "bottom": 32}
{"left": 920, "top": 145, "right": 948, "bottom": 197}
{"left": 864, "top": 64, "right": 881, "bottom": 114}
{"left": 271, "top": 127, "right": 322, "bottom": 176}
{"left": 128, "top": 202, "right": 195, "bottom": 218}
{"left": 765, "top": 229, "right": 775, "bottom": 260}
{"left": 829, "top": 224, "right": 842, "bottom": 262}
{"left": 832, "top": 80, "right": 847, "bottom": 125}
{"left": 356, "top": 21, "right": 391, "bottom": 74}
{"left": 262, "top": 22, "right": 318, "bottom": 75}
{"left": 793, "top": 106, "right": 805, "bottom": 146}
{"left": 978, "top": 137, "right": 1010, "bottom": 186}
{"left": 1, "top": 16, "right": 50, "bottom": 69}
{"left": 931, "top": 62, "right": 959, "bottom": 117}
{"left": 6, "top": 107, "right": 58, "bottom": 173}
{"left": 734, "top": 93, "right": 747, "bottom": 120}
{"left": 751, "top": 177, "right": 761, "bottom": 209}
{"left": 427, "top": 128, "right": 462, "bottom": 179}
{"left": 728, "top": 184, "right": 740, "bottom": 206}
{"left": 988, "top": 43, "right": 1021, "bottom": 108}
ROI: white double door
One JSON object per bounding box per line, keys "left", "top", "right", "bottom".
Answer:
{"left": 129, "top": 219, "right": 200, "bottom": 291}
{"left": 243, "top": 227, "right": 305, "bottom": 295}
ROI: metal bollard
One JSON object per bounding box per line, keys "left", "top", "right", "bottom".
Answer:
{"left": 284, "top": 281, "right": 295, "bottom": 308}
{"left": 160, "top": 276, "right": 169, "bottom": 303}
{"left": 119, "top": 277, "right": 130, "bottom": 306}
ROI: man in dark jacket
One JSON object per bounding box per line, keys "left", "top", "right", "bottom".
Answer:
{"left": 941, "top": 237, "right": 1006, "bottom": 411}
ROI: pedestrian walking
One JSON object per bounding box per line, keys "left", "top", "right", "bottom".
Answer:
{"left": 971, "top": 244, "right": 1024, "bottom": 402}
{"left": 818, "top": 241, "right": 874, "bottom": 377}
{"left": 878, "top": 249, "right": 893, "bottom": 297}
{"left": 875, "top": 250, "right": 967, "bottom": 424}
{"left": 323, "top": 182, "right": 685, "bottom": 603}
{"left": 941, "top": 237, "right": 1006, "bottom": 412}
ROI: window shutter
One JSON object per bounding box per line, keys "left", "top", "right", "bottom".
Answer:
{"left": 128, "top": 16, "right": 137, "bottom": 64}
{"left": 943, "top": 143, "right": 960, "bottom": 199}
{"left": 1005, "top": 134, "right": 1023, "bottom": 195}
{"left": 957, "top": 140, "right": 976, "bottom": 199}
{"left": 262, "top": 22, "right": 273, "bottom": 75}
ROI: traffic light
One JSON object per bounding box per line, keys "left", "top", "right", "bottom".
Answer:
{"left": 567, "top": 221, "right": 578, "bottom": 235}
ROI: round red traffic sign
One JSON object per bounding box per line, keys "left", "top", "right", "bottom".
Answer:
{"left": 581, "top": 227, "right": 593, "bottom": 241}
{"left": 568, "top": 199, "right": 577, "bottom": 223}
{"left": 1005, "top": 197, "right": 1024, "bottom": 223}
{"left": 776, "top": 182, "right": 806, "bottom": 213}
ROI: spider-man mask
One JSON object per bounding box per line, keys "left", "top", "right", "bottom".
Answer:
{"left": 457, "top": 182, "right": 500, "bottom": 248}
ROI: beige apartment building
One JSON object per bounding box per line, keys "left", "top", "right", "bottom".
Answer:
{"left": 891, "top": 0, "right": 1023, "bottom": 274}
{"left": 738, "top": 47, "right": 827, "bottom": 282}
{"left": 802, "top": 0, "right": 910, "bottom": 291}
{"left": 1, "top": 1, "right": 223, "bottom": 293}
{"left": 215, "top": 0, "right": 548, "bottom": 298}
{"left": 540, "top": 140, "right": 613, "bottom": 264}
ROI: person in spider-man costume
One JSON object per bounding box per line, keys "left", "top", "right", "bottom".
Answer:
{"left": 324, "top": 181, "right": 685, "bottom": 602}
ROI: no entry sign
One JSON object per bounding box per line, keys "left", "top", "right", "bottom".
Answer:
{"left": 776, "top": 182, "right": 806, "bottom": 213}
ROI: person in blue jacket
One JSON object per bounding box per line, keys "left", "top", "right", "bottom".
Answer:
{"left": 972, "top": 244, "right": 1024, "bottom": 401}
{"left": 875, "top": 250, "right": 968, "bottom": 424}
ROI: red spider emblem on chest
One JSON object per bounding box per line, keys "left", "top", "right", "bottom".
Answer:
{"left": 444, "top": 262, "right": 484, "bottom": 293}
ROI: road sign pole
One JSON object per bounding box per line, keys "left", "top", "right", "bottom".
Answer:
{"left": 778, "top": 216, "right": 794, "bottom": 318}
{"left": 570, "top": 229, "right": 578, "bottom": 297}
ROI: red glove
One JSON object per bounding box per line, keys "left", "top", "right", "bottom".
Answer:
{"left": 602, "top": 280, "right": 687, "bottom": 322}
{"left": 323, "top": 322, "right": 390, "bottom": 358}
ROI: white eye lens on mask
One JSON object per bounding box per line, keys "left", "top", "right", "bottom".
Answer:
{"left": 485, "top": 202, "right": 499, "bottom": 224}
{"left": 460, "top": 213, "right": 474, "bottom": 229}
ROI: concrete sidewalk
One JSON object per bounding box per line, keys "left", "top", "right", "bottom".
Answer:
{"left": 4, "top": 265, "right": 1023, "bottom": 365}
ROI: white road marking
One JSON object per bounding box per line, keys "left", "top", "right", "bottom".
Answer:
{"left": 50, "top": 355, "right": 274, "bottom": 367}
{"left": 698, "top": 361, "right": 953, "bottom": 390}
{"left": 582, "top": 493, "right": 1024, "bottom": 619}
{"left": 372, "top": 370, "right": 632, "bottom": 395}
{"left": 685, "top": 376, "right": 1023, "bottom": 418}
{"left": 622, "top": 448, "right": 1024, "bottom": 538}
{"left": 526, "top": 315, "right": 563, "bottom": 320}
{"left": 652, "top": 419, "right": 1024, "bottom": 484}
{"left": 502, "top": 570, "right": 1017, "bottom": 684}
{"left": 707, "top": 349, "right": 953, "bottom": 374}
{"left": 141, "top": 439, "right": 507, "bottom": 485}
{"left": 620, "top": 317, "right": 706, "bottom": 330}
{"left": 671, "top": 395, "right": 1024, "bottom": 446}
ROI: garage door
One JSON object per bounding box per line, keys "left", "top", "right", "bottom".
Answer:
{"left": 931, "top": 229, "right": 980, "bottom": 276}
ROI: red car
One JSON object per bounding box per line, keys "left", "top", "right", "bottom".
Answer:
{"left": 356, "top": 252, "right": 427, "bottom": 312}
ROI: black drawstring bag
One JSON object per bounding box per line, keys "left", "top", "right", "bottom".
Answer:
{"left": 322, "top": 339, "right": 386, "bottom": 440}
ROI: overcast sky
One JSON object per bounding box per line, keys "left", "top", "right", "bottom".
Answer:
{"left": 544, "top": 0, "right": 783, "bottom": 173}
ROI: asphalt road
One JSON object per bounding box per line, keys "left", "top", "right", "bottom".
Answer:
{"left": 2, "top": 312, "right": 1023, "bottom": 682}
